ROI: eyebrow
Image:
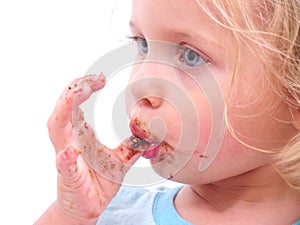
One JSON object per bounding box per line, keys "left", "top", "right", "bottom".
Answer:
{"left": 129, "top": 20, "right": 223, "bottom": 50}
{"left": 129, "top": 20, "right": 137, "bottom": 30}
{"left": 169, "top": 28, "right": 223, "bottom": 50}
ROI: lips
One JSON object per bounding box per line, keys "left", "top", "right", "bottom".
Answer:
{"left": 129, "top": 118, "right": 162, "bottom": 159}
{"left": 129, "top": 117, "right": 150, "bottom": 140}
{"left": 140, "top": 142, "right": 160, "bottom": 159}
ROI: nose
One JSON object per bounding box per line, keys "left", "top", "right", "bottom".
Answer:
{"left": 129, "top": 58, "right": 174, "bottom": 108}
{"left": 129, "top": 72, "right": 163, "bottom": 108}
{"left": 128, "top": 40, "right": 185, "bottom": 108}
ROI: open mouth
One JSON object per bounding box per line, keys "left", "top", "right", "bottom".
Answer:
{"left": 129, "top": 136, "right": 161, "bottom": 159}
{"left": 129, "top": 118, "right": 163, "bottom": 159}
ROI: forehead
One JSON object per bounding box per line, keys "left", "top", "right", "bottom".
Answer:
{"left": 132, "top": 0, "right": 201, "bottom": 20}
{"left": 131, "top": 0, "right": 209, "bottom": 29}
{"left": 130, "top": 0, "right": 230, "bottom": 46}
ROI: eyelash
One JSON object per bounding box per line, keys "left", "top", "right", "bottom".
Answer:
{"left": 127, "top": 35, "right": 209, "bottom": 68}
{"left": 127, "top": 35, "right": 142, "bottom": 43}
{"left": 127, "top": 36, "right": 148, "bottom": 55}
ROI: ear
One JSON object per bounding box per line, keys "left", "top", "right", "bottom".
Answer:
{"left": 290, "top": 107, "right": 300, "bottom": 130}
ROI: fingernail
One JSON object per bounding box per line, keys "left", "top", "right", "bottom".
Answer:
{"left": 92, "top": 73, "right": 101, "bottom": 80}
{"left": 64, "top": 146, "right": 77, "bottom": 160}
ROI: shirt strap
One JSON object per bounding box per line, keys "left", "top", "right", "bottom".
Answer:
{"left": 152, "top": 186, "right": 193, "bottom": 225}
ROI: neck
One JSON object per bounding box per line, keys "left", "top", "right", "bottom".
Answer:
{"left": 194, "top": 165, "right": 292, "bottom": 210}
{"left": 176, "top": 165, "right": 300, "bottom": 224}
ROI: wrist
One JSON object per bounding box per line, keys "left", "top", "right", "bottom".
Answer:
{"left": 34, "top": 201, "right": 98, "bottom": 225}
{"left": 52, "top": 201, "right": 99, "bottom": 225}
{"left": 34, "top": 202, "right": 71, "bottom": 225}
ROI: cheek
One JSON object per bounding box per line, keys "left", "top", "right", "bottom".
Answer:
{"left": 212, "top": 133, "right": 271, "bottom": 174}
{"left": 175, "top": 132, "right": 270, "bottom": 184}
{"left": 193, "top": 94, "right": 213, "bottom": 153}
{"left": 226, "top": 80, "right": 294, "bottom": 151}
{"left": 164, "top": 87, "right": 213, "bottom": 154}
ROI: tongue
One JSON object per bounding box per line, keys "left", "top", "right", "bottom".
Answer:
{"left": 129, "top": 136, "right": 160, "bottom": 159}
{"left": 142, "top": 143, "right": 160, "bottom": 159}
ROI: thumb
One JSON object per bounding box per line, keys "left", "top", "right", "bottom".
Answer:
{"left": 56, "top": 146, "right": 81, "bottom": 184}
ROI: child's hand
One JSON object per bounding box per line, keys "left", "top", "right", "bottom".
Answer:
{"left": 40, "top": 74, "right": 141, "bottom": 225}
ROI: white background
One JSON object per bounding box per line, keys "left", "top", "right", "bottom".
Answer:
{"left": 0, "top": 1, "right": 179, "bottom": 224}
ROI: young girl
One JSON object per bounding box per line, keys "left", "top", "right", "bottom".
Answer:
{"left": 35, "top": 0, "right": 300, "bottom": 224}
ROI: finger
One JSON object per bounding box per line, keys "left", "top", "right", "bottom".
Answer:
{"left": 81, "top": 73, "right": 106, "bottom": 92}
{"left": 110, "top": 138, "right": 142, "bottom": 165}
{"left": 78, "top": 137, "right": 141, "bottom": 184}
{"left": 56, "top": 146, "right": 80, "bottom": 183}
{"left": 71, "top": 106, "right": 142, "bottom": 184}
{"left": 48, "top": 74, "right": 105, "bottom": 129}
{"left": 73, "top": 74, "right": 106, "bottom": 106}
{"left": 47, "top": 74, "right": 105, "bottom": 150}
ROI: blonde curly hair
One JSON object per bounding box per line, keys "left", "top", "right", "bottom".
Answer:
{"left": 196, "top": 0, "right": 300, "bottom": 189}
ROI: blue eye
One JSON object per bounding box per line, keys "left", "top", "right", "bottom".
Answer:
{"left": 138, "top": 37, "right": 148, "bottom": 54}
{"left": 182, "top": 48, "right": 207, "bottom": 67}
{"left": 128, "top": 36, "right": 148, "bottom": 56}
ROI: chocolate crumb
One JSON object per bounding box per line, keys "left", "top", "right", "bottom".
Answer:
{"left": 168, "top": 174, "right": 173, "bottom": 180}
{"left": 130, "top": 136, "right": 148, "bottom": 149}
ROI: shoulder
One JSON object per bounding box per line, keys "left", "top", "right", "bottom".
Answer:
{"left": 97, "top": 185, "right": 179, "bottom": 225}
{"left": 107, "top": 185, "right": 163, "bottom": 210}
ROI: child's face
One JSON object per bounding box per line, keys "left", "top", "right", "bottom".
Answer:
{"left": 127, "top": 0, "right": 296, "bottom": 184}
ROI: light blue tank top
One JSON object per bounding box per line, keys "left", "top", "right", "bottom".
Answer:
{"left": 97, "top": 185, "right": 300, "bottom": 225}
